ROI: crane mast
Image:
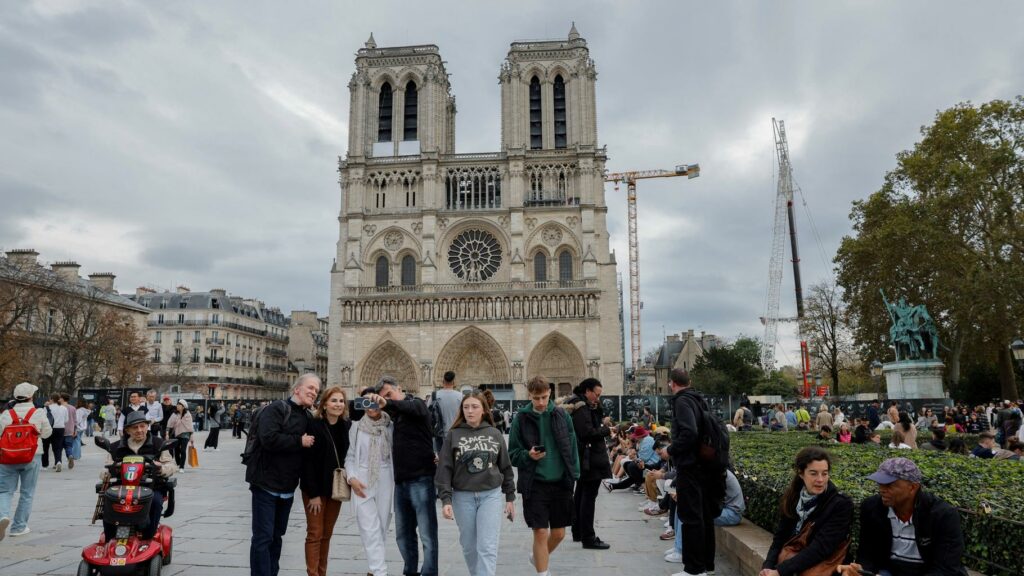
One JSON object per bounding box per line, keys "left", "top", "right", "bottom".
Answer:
{"left": 605, "top": 165, "right": 700, "bottom": 370}
{"left": 761, "top": 119, "right": 811, "bottom": 395}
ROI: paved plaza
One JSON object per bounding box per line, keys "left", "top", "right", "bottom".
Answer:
{"left": 0, "top": 432, "right": 737, "bottom": 575}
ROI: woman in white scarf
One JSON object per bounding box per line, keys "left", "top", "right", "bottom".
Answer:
{"left": 345, "top": 389, "right": 394, "bottom": 576}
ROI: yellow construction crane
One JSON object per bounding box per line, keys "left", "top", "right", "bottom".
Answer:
{"left": 605, "top": 164, "right": 700, "bottom": 371}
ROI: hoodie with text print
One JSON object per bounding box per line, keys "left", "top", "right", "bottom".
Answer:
{"left": 435, "top": 421, "right": 516, "bottom": 505}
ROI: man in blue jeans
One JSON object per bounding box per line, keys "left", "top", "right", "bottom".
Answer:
{"left": 379, "top": 376, "right": 439, "bottom": 576}
{"left": 245, "top": 374, "right": 318, "bottom": 576}
{"left": 0, "top": 382, "right": 54, "bottom": 540}
{"left": 667, "top": 468, "right": 744, "bottom": 564}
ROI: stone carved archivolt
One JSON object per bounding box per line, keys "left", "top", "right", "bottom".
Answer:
{"left": 435, "top": 327, "right": 510, "bottom": 388}
{"left": 383, "top": 230, "right": 404, "bottom": 251}
{"left": 359, "top": 340, "right": 419, "bottom": 392}
{"left": 339, "top": 292, "right": 599, "bottom": 325}
{"left": 448, "top": 229, "right": 502, "bottom": 282}
{"left": 541, "top": 225, "right": 563, "bottom": 247}
{"left": 527, "top": 332, "right": 586, "bottom": 386}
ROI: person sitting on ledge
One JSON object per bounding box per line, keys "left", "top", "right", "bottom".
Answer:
{"left": 971, "top": 431, "right": 997, "bottom": 459}
{"left": 839, "top": 457, "right": 967, "bottom": 576}
{"left": 918, "top": 427, "right": 947, "bottom": 451}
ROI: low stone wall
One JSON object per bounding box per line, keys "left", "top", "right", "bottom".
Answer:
{"left": 715, "top": 520, "right": 986, "bottom": 576}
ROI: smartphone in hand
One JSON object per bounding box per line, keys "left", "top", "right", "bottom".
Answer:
{"left": 532, "top": 445, "right": 546, "bottom": 453}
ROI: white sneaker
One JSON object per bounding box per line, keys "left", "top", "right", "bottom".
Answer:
{"left": 664, "top": 547, "right": 676, "bottom": 556}
{"left": 664, "top": 551, "right": 683, "bottom": 563}
{"left": 0, "top": 517, "right": 9, "bottom": 541}
{"left": 55, "top": 462, "right": 62, "bottom": 472}
{"left": 664, "top": 519, "right": 671, "bottom": 528}
{"left": 671, "top": 572, "right": 705, "bottom": 576}
{"left": 9, "top": 526, "right": 31, "bottom": 537}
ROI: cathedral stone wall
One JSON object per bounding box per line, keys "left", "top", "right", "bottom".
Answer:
{"left": 329, "top": 27, "right": 624, "bottom": 398}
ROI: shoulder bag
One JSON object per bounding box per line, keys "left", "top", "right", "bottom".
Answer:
{"left": 326, "top": 423, "right": 350, "bottom": 501}
{"left": 777, "top": 520, "right": 849, "bottom": 576}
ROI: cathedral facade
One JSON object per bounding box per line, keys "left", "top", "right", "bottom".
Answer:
{"left": 328, "top": 26, "right": 624, "bottom": 398}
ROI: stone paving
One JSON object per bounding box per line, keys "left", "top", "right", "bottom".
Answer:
{"left": 0, "top": 432, "right": 737, "bottom": 575}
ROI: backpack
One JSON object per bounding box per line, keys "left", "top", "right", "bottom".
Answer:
{"left": 429, "top": 392, "right": 445, "bottom": 438}
{"left": 45, "top": 405, "right": 54, "bottom": 426}
{"left": 683, "top": 393, "right": 730, "bottom": 469}
{"left": 0, "top": 408, "right": 41, "bottom": 465}
{"left": 240, "top": 401, "right": 291, "bottom": 466}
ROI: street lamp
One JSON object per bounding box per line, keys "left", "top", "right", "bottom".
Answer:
{"left": 1011, "top": 339, "right": 1024, "bottom": 370}
{"left": 207, "top": 383, "right": 217, "bottom": 400}
{"left": 813, "top": 373, "right": 823, "bottom": 397}
{"left": 870, "top": 360, "right": 884, "bottom": 399}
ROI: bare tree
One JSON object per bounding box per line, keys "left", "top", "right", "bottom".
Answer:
{"left": 800, "top": 280, "right": 858, "bottom": 395}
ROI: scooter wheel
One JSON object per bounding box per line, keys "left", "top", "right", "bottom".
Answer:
{"left": 146, "top": 555, "right": 161, "bottom": 576}
{"left": 76, "top": 560, "right": 96, "bottom": 576}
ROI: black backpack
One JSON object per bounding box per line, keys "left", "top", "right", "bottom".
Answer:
{"left": 683, "top": 392, "right": 730, "bottom": 469}
{"left": 429, "top": 392, "right": 445, "bottom": 438}
{"left": 241, "top": 400, "right": 291, "bottom": 467}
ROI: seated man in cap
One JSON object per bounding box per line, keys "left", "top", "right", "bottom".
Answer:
{"left": 0, "top": 382, "right": 54, "bottom": 540}
{"left": 101, "top": 411, "right": 177, "bottom": 541}
{"left": 839, "top": 457, "right": 967, "bottom": 576}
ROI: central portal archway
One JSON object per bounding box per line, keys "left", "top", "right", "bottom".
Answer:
{"left": 527, "top": 331, "right": 586, "bottom": 397}
{"left": 359, "top": 340, "right": 420, "bottom": 393}
{"left": 434, "top": 326, "right": 510, "bottom": 389}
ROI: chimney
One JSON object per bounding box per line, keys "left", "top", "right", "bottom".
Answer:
{"left": 210, "top": 288, "right": 227, "bottom": 297}
{"left": 136, "top": 286, "right": 156, "bottom": 297}
{"left": 176, "top": 285, "right": 190, "bottom": 294}
{"left": 4, "top": 249, "right": 39, "bottom": 268}
{"left": 666, "top": 334, "right": 681, "bottom": 343}
{"left": 291, "top": 310, "right": 318, "bottom": 326}
{"left": 88, "top": 272, "right": 116, "bottom": 292}
{"left": 51, "top": 261, "right": 81, "bottom": 283}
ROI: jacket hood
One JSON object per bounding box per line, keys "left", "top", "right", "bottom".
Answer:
{"left": 455, "top": 421, "right": 497, "bottom": 432}
{"left": 557, "top": 394, "right": 587, "bottom": 414}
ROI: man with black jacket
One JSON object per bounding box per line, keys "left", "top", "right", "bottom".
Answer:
{"left": 377, "top": 376, "right": 439, "bottom": 576}
{"left": 246, "top": 374, "right": 318, "bottom": 576}
{"left": 567, "top": 378, "right": 613, "bottom": 549}
{"left": 839, "top": 457, "right": 968, "bottom": 576}
{"left": 666, "top": 368, "right": 725, "bottom": 576}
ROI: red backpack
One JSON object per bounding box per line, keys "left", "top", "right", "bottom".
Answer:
{"left": 0, "top": 408, "right": 40, "bottom": 465}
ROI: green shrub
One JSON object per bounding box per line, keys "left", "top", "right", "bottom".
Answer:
{"left": 731, "top": 431, "right": 1023, "bottom": 575}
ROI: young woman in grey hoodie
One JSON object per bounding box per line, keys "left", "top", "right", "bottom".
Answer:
{"left": 435, "top": 391, "right": 516, "bottom": 576}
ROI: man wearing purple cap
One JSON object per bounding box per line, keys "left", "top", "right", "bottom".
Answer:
{"left": 839, "top": 457, "right": 967, "bottom": 576}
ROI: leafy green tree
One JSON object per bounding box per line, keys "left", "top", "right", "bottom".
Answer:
{"left": 753, "top": 370, "right": 798, "bottom": 397}
{"left": 836, "top": 97, "right": 1024, "bottom": 401}
{"left": 692, "top": 336, "right": 764, "bottom": 395}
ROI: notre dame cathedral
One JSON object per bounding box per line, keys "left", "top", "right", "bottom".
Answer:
{"left": 328, "top": 25, "right": 625, "bottom": 399}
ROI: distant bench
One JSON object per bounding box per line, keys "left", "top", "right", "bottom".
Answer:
{"left": 715, "top": 520, "right": 986, "bottom": 576}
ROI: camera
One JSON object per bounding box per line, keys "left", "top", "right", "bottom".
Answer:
{"left": 354, "top": 397, "right": 380, "bottom": 411}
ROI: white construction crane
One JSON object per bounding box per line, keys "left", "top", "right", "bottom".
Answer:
{"left": 605, "top": 164, "right": 700, "bottom": 370}
{"left": 761, "top": 119, "right": 811, "bottom": 396}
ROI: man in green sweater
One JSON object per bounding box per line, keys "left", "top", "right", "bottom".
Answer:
{"left": 509, "top": 376, "right": 580, "bottom": 576}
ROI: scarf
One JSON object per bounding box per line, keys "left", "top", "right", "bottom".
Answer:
{"left": 357, "top": 411, "right": 391, "bottom": 489}
{"left": 794, "top": 487, "right": 821, "bottom": 534}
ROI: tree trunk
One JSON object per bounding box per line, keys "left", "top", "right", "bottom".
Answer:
{"left": 997, "top": 345, "right": 1019, "bottom": 401}
{"left": 946, "top": 332, "right": 963, "bottom": 391}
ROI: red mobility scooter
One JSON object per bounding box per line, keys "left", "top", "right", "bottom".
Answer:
{"left": 78, "top": 435, "right": 178, "bottom": 576}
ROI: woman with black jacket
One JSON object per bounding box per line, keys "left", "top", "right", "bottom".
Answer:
{"left": 760, "top": 446, "right": 853, "bottom": 576}
{"left": 300, "top": 386, "right": 351, "bottom": 576}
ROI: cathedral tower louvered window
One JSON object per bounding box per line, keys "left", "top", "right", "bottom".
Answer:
{"left": 553, "top": 75, "right": 567, "bottom": 149}
{"left": 529, "top": 76, "right": 542, "bottom": 150}
{"left": 401, "top": 255, "right": 416, "bottom": 286}
{"left": 375, "top": 255, "right": 389, "bottom": 287}
{"left": 534, "top": 252, "right": 547, "bottom": 282}
{"left": 378, "top": 83, "right": 393, "bottom": 142}
{"left": 403, "top": 81, "right": 418, "bottom": 141}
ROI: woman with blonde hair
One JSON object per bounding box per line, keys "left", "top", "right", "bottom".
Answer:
{"left": 815, "top": 404, "right": 834, "bottom": 430}
{"left": 435, "top": 391, "right": 515, "bottom": 576}
{"left": 300, "top": 386, "right": 351, "bottom": 576}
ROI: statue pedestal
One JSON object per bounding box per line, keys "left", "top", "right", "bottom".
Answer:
{"left": 882, "top": 360, "right": 946, "bottom": 399}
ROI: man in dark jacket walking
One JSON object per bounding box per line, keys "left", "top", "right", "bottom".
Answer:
{"left": 666, "top": 368, "right": 725, "bottom": 576}
{"left": 378, "top": 375, "right": 439, "bottom": 576}
{"left": 568, "top": 378, "right": 613, "bottom": 549}
{"left": 246, "top": 374, "right": 318, "bottom": 576}
{"left": 840, "top": 457, "right": 967, "bottom": 576}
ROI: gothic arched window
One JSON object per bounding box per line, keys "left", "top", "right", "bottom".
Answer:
{"left": 553, "top": 75, "right": 567, "bottom": 149}
{"left": 378, "top": 83, "right": 393, "bottom": 142}
{"left": 534, "top": 252, "right": 547, "bottom": 282}
{"left": 403, "top": 81, "right": 418, "bottom": 141}
{"left": 529, "top": 76, "right": 542, "bottom": 150}
{"left": 375, "top": 255, "right": 389, "bottom": 287}
{"left": 401, "top": 255, "right": 416, "bottom": 286}
{"left": 558, "top": 250, "right": 573, "bottom": 283}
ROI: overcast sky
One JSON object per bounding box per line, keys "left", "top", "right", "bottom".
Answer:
{"left": 2, "top": 0, "right": 1022, "bottom": 368}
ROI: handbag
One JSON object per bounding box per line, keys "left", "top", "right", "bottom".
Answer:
{"left": 326, "top": 423, "right": 350, "bottom": 501}
{"left": 777, "top": 521, "right": 849, "bottom": 576}
{"left": 188, "top": 443, "right": 199, "bottom": 468}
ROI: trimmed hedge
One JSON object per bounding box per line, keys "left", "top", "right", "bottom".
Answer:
{"left": 731, "top": 431, "right": 1023, "bottom": 575}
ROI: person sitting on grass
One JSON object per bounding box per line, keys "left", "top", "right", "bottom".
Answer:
{"left": 839, "top": 458, "right": 968, "bottom": 576}
{"left": 818, "top": 425, "right": 836, "bottom": 443}
{"left": 769, "top": 418, "right": 785, "bottom": 432}
{"left": 853, "top": 418, "right": 871, "bottom": 444}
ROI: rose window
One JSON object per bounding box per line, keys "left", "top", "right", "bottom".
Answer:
{"left": 448, "top": 229, "right": 502, "bottom": 282}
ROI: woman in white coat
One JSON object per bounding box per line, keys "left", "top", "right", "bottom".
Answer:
{"left": 345, "top": 388, "right": 394, "bottom": 576}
